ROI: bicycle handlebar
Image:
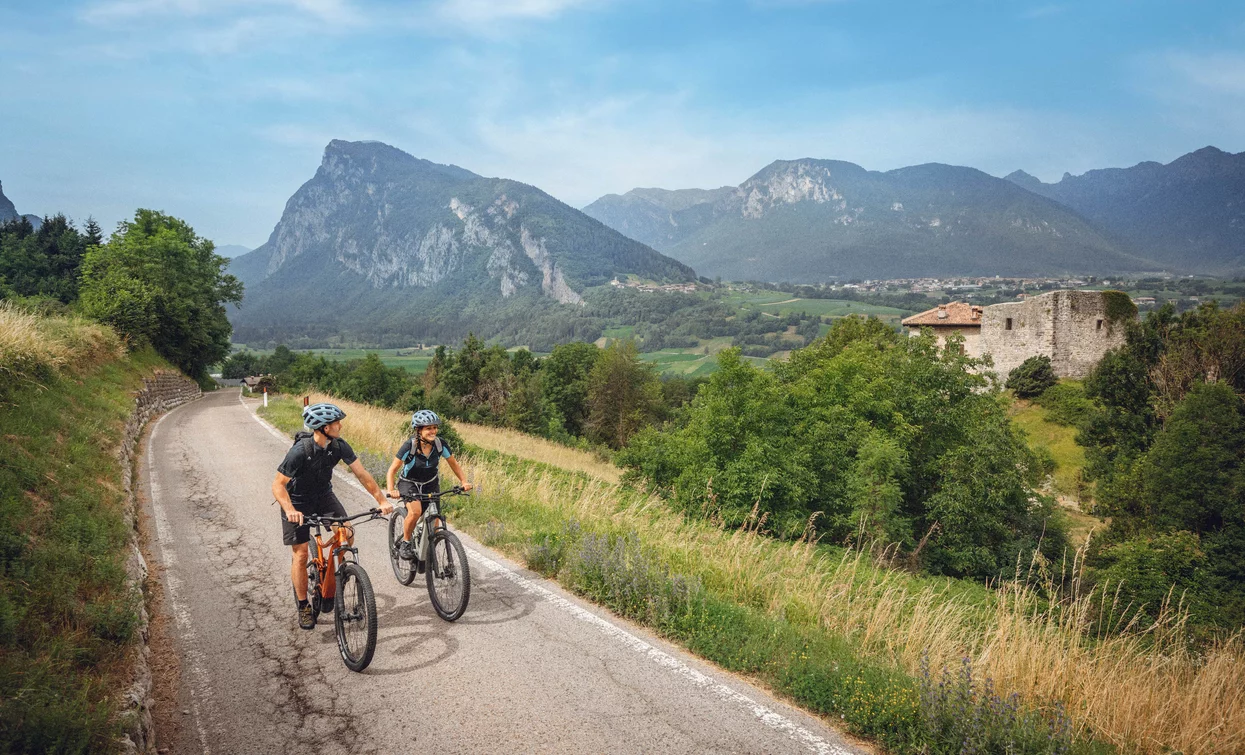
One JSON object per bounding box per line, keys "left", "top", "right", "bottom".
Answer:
{"left": 303, "top": 508, "right": 386, "bottom": 527}
{"left": 384, "top": 485, "right": 468, "bottom": 502}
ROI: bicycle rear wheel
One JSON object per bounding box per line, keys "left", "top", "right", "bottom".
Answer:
{"left": 334, "top": 562, "right": 378, "bottom": 672}
{"left": 426, "top": 530, "right": 471, "bottom": 622}
{"left": 388, "top": 508, "right": 416, "bottom": 586}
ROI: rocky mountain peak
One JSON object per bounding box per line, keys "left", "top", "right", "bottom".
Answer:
{"left": 1004, "top": 169, "right": 1043, "bottom": 190}
{"left": 738, "top": 159, "right": 846, "bottom": 219}
{"left": 0, "top": 180, "right": 17, "bottom": 223}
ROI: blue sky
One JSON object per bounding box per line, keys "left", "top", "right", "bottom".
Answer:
{"left": 2, "top": 0, "right": 1243, "bottom": 248}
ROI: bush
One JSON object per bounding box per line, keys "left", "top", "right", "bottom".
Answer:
{"left": 1007, "top": 355, "right": 1058, "bottom": 398}
{"left": 1034, "top": 382, "right": 1094, "bottom": 426}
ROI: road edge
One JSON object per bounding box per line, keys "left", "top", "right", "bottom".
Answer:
{"left": 118, "top": 372, "right": 202, "bottom": 755}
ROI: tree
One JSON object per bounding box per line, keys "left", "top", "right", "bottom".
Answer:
{"left": 585, "top": 339, "right": 661, "bottom": 449}
{"left": 542, "top": 341, "right": 601, "bottom": 437}
{"left": 0, "top": 214, "right": 91, "bottom": 303}
{"left": 78, "top": 209, "right": 242, "bottom": 378}
{"left": 620, "top": 319, "right": 1057, "bottom": 576}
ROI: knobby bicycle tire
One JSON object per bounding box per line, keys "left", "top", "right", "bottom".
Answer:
{"left": 306, "top": 546, "right": 327, "bottom": 618}
{"left": 426, "top": 530, "right": 471, "bottom": 622}
{"left": 334, "top": 562, "right": 378, "bottom": 672}
{"left": 388, "top": 508, "right": 417, "bottom": 586}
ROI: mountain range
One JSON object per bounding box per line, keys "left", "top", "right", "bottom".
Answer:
{"left": 1004, "top": 147, "right": 1245, "bottom": 274}
{"left": 0, "top": 181, "right": 43, "bottom": 230}
{"left": 228, "top": 140, "right": 694, "bottom": 348}
{"left": 584, "top": 147, "right": 1244, "bottom": 281}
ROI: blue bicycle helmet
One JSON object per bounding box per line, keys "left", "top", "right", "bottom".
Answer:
{"left": 303, "top": 402, "right": 346, "bottom": 431}
{"left": 411, "top": 409, "right": 441, "bottom": 429}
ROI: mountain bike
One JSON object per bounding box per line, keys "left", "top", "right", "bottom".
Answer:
{"left": 304, "top": 508, "right": 385, "bottom": 672}
{"left": 386, "top": 487, "right": 471, "bottom": 621}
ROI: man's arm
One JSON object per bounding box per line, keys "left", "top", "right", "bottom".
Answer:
{"left": 348, "top": 459, "right": 394, "bottom": 515}
{"left": 272, "top": 472, "right": 302, "bottom": 524}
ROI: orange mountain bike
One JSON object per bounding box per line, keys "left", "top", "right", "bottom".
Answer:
{"left": 304, "top": 508, "right": 385, "bottom": 672}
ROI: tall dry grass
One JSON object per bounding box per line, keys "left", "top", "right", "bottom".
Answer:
{"left": 300, "top": 390, "right": 619, "bottom": 482}
{"left": 0, "top": 301, "right": 124, "bottom": 392}
{"left": 278, "top": 392, "right": 1245, "bottom": 753}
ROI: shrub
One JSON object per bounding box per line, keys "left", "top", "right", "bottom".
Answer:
{"left": 1007, "top": 355, "right": 1058, "bottom": 398}
{"left": 1035, "top": 382, "right": 1094, "bottom": 426}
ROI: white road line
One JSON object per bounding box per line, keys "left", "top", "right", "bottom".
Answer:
{"left": 147, "top": 410, "right": 213, "bottom": 755}
{"left": 243, "top": 398, "right": 851, "bottom": 755}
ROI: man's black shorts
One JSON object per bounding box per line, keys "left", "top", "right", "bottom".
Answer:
{"left": 281, "top": 493, "right": 348, "bottom": 546}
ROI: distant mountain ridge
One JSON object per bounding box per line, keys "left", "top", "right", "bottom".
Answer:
{"left": 1004, "top": 147, "right": 1245, "bottom": 273}
{"left": 229, "top": 140, "right": 694, "bottom": 347}
{"left": 0, "top": 181, "right": 44, "bottom": 230}
{"left": 585, "top": 158, "right": 1155, "bottom": 281}
{"left": 0, "top": 181, "right": 16, "bottom": 223}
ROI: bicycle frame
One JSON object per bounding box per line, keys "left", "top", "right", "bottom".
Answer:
{"left": 398, "top": 487, "right": 463, "bottom": 562}
{"left": 307, "top": 522, "right": 357, "bottom": 601}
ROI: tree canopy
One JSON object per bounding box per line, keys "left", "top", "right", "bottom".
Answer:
{"left": 620, "top": 318, "right": 1060, "bottom": 578}
{"left": 78, "top": 210, "right": 241, "bottom": 378}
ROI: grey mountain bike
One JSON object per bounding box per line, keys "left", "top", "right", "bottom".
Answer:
{"left": 386, "top": 487, "right": 471, "bottom": 622}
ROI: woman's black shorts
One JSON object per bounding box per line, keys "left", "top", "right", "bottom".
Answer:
{"left": 280, "top": 493, "right": 348, "bottom": 546}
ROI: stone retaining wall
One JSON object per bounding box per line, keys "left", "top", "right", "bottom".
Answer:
{"left": 117, "top": 371, "right": 202, "bottom": 755}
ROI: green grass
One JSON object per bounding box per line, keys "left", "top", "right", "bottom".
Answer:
{"left": 0, "top": 346, "right": 169, "bottom": 754}
{"left": 754, "top": 298, "right": 908, "bottom": 318}
{"left": 1008, "top": 392, "right": 1105, "bottom": 548}
{"left": 234, "top": 345, "right": 436, "bottom": 374}
{"left": 1009, "top": 398, "right": 1090, "bottom": 504}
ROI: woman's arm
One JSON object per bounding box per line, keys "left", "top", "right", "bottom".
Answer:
{"left": 386, "top": 457, "right": 402, "bottom": 495}
{"left": 445, "top": 456, "right": 474, "bottom": 491}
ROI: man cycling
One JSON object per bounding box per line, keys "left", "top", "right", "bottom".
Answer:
{"left": 272, "top": 402, "right": 393, "bottom": 630}
{"left": 386, "top": 409, "right": 473, "bottom": 562}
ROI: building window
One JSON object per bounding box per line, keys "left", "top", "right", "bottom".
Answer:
{"left": 1096, "top": 319, "right": 1103, "bottom": 331}
{"left": 1005, "top": 317, "right": 1013, "bottom": 331}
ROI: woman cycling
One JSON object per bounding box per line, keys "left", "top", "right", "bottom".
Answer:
{"left": 386, "top": 409, "right": 473, "bottom": 561}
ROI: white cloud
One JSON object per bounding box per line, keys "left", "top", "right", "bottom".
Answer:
{"left": 81, "top": 0, "right": 362, "bottom": 25}
{"left": 432, "top": 0, "right": 598, "bottom": 24}
{"left": 1019, "top": 4, "right": 1065, "bottom": 20}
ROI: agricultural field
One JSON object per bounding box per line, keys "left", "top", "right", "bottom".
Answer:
{"left": 231, "top": 344, "right": 437, "bottom": 374}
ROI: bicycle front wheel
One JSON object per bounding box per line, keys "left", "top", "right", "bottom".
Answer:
{"left": 334, "top": 562, "right": 378, "bottom": 672}
{"left": 388, "top": 508, "right": 416, "bottom": 586}
{"left": 426, "top": 530, "right": 471, "bottom": 622}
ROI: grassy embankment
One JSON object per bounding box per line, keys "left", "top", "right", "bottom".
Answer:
{"left": 0, "top": 303, "right": 167, "bottom": 753}
{"left": 1007, "top": 385, "right": 1102, "bottom": 548}
{"left": 261, "top": 391, "right": 1245, "bottom": 754}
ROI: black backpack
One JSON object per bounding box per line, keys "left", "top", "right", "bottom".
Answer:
{"left": 400, "top": 437, "right": 444, "bottom": 479}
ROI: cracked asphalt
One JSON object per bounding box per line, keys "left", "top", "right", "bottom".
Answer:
{"left": 142, "top": 389, "right": 867, "bottom": 754}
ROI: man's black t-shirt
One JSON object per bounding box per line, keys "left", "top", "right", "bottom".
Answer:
{"left": 277, "top": 435, "right": 358, "bottom": 504}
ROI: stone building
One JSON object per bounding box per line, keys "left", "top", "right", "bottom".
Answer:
{"left": 902, "top": 290, "right": 1131, "bottom": 379}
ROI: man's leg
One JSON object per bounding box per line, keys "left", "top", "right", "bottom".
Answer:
{"left": 291, "top": 542, "right": 309, "bottom": 601}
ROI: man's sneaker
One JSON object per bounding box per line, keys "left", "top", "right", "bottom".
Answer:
{"left": 298, "top": 602, "right": 316, "bottom": 630}
{"left": 399, "top": 539, "right": 415, "bottom": 561}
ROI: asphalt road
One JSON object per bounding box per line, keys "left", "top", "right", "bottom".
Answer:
{"left": 142, "top": 389, "right": 866, "bottom": 754}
